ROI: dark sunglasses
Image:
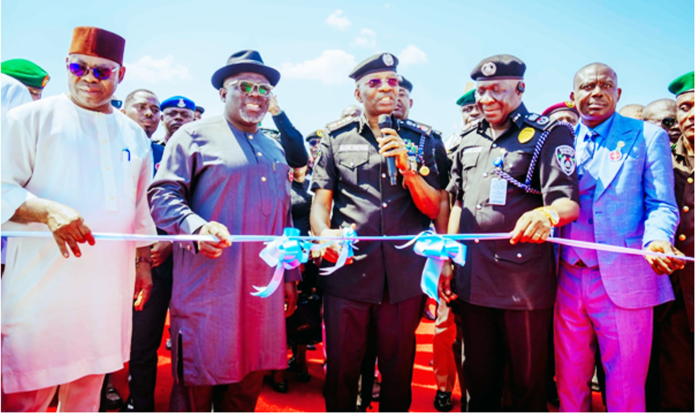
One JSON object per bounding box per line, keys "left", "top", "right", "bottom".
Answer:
{"left": 225, "top": 80, "right": 273, "bottom": 96}
{"left": 308, "top": 139, "right": 320, "bottom": 146}
{"left": 110, "top": 99, "right": 123, "bottom": 109}
{"left": 366, "top": 78, "right": 399, "bottom": 89}
{"left": 67, "top": 62, "right": 117, "bottom": 81}
{"left": 662, "top": 117, "right": 676, "bottom": 129}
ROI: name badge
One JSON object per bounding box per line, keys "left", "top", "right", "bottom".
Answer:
{"left": 339, "top": 144, "right": 369, "bottom": 152}
{"left": 489, "top": 178, "right": 507, "bottom": 205}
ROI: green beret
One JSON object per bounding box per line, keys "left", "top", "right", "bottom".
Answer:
{"left": 456, "top": 89, "right": 475, "bottom": 107}
{"left": 1, "top": 59, "right": 50, "bottom": 89}
{"left": 668, "top": 71, "right": 694, "bottom": 96}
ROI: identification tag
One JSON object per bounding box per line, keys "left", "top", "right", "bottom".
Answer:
{"left": 489, "top": 178, "right": 507, "bottom": 205}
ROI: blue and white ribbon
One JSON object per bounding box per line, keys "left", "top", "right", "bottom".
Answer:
{"left": 397, "top": 230, "right": 467, "bottom": 303}
{"left": 320, "top": 227, "right": 358, "bottom": 276}
{"left": 252, "top": 228, "right": 313, "bottom": 298}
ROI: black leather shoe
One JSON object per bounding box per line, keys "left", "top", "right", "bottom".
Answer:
{"left": 434, "top": 390, "right": 453, "bottom": 412}
{"left": 101, "top": 385, "right": 124, "bottom": 411}
{"left": 272, "top": 380, "right": 289, "bottom": 393}
{"left": 297, "top": 372, "right": 311, "bottom": 382}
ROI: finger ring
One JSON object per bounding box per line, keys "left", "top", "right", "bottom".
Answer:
{"left": 534, "top": 232, "right": 542, "bottom": 238}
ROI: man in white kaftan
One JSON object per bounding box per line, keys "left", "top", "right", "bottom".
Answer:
{"left": 1, "top": 26, "right": 156, "bottom": 412}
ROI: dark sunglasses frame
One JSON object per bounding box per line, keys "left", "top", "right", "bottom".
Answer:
{"left": 225, "top": 80, "right": 273, "bottom": 96}
{"left": 67, "top": 62, "right": 117, "bottom": 81}
{"left": 366, "top": 78, "right": 399, "bottom": 89}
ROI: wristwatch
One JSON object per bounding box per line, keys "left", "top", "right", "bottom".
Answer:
{"left": 535, "top": 207, "right": 560, "bottom": 227}
{"left": 399, "top": 160, "right": 418, "bottom": 176}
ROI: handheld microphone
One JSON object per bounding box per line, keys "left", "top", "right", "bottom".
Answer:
{"left": 378, "top": 114, "right": 398, "bottom": 186}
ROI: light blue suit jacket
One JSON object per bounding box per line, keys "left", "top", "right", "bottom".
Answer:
{"left": 564, "top": 113, "right": 679, "bottom": 309}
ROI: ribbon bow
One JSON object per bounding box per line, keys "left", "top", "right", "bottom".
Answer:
{"left": 252, "top": 228, "right": 313, "bottom": 298}
{"left": 397, "top": 230, "right": 467, "bottom": 303}
{"left": 320, "top": 227, "right": 358, "bottom": 276}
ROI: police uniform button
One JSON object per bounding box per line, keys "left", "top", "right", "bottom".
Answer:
{"left": 679, "top": 234, "right": 686, "bottom": 241}
{"left": 688, "top": 177, "right": 694, "bottom": 184}
{"left": 382, "top": 173, "right": 387, "bottom": 178}
{"left": 516, "top": 253, "right": 522, "bottom": 258}
{"left": 382, "top": 202, "right": 388, "bottom": 208}
{"left": 492, "top": 143, "right": 497, "bottom": 148}
{"left": 476, "top": 204, "right": 482, "bottom": 210}
{"left": 350, "top": 162, "right": 355, "bottom": 167}
{"left": 261, "top": 176, "right": 267, "bottom": 182}
{"left": 683, "top": 206, "right": 690, "bottom": 213}
{"left": 483, "top": 173, "right": 488, "bottom": 178}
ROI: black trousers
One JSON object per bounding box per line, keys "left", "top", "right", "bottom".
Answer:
{"left": 323, "top": 291, "right": 424, "bottom": 412}
{"left": 647, "top": 293, "right": 695, "bottom": 412}
{"left": 126, "top": 256, "right": 173, "bottom": 411}
{"left": 456, "top": 300, "right": 552, "bottom": 412}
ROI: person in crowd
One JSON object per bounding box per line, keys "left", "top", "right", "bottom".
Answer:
{"left": 554, "top": 62, "right": 683, "bottom": 412}
{"left": 148, "top": 50, "right": 303, "bottom": 411}
{"left": 457, "top": 89, "right": 482, "bottom": 130}
{"left": 311, "top": 53, "right": 441, "bottom": 412}
{"left": 647, "top": 71, "right": 694, "bottom": 412}
{"left": 643, "top": 98, "right": 682, "bottom": 145}
{"left": 542, "top": 100, "right": 580, "bottom": 127}
{"left": 304, "top": 129, "right": 323, "bottom": 173}
{"left": 441, "top": 54, "right": 581, "bottom": 411}
{"left": 194, "top": 105, "right": 205, "bottom": 120}
{"left": 0, "top": 74, "right": 33, "bottom": 276}
{"left": 159, "top": 95, "right": 195, "bottom": 144}
{"left": 1, "top": 58, "right": 50, "bottom": 101}
{"left": 120, "top": 88, "right": 176, "bottom": 412}
{"left": 1, "top": 26, "right": 156, "bottom": 411}
{"left": 618, "top": 103, "right": 644, "bottom": 119}
{"left": 448, "top": 89, "right": 483, "bottom": 156}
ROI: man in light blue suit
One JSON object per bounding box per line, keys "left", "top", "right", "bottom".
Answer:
{"left": 554, "top": 63, "right": 685, "bottom": 412}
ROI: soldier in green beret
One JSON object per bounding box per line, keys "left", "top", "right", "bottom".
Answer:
{"left": 1, "top": 58, "right": 50, "bottom": 101}
{"left": 648, "top": 71, "right": 694, "bottom": 412}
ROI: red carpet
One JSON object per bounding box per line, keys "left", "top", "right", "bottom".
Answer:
{"left": 76, "top": 304, "right": 605, "bottom": 412}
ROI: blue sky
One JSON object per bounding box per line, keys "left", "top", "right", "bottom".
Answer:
{"left": 2, "top": 0, "right": 693, "bottom": 142}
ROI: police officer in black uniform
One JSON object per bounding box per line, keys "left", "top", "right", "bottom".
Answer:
{"left": 310, "top": 53, "right": 441, "bottom": 412}
{"left": 439, "top": 54, "right": 580, "bottom": 411}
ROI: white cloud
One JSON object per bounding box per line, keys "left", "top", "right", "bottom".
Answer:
{"left": 398, "top": 45, "right": 428, "bottom": 66}
{"left": 124, "top": 55, "right": 191, "bottom": 83}
{"left": 280, "top": 50, "right": 357, "bottom": 85}
{"left": 353, "top": 28, "right": 377, "bottom": 48}
{"left": 325, "top": 9, "right": 351, "bottom": 31}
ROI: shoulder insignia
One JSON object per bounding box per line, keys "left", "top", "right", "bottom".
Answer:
{"left": 523, "top": 113, "right": 554, "bottom": 131}
{"left": 326, "top": 116, "right": 359, "bottom": 133}
{"left": 399, "top": 118, "right": 432, "bottom": 136}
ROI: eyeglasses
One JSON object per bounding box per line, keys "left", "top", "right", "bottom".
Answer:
{"left": 67, "top": 62, "right": 117, "bottom": 81}
{"left": 110, "top": 99, "right": 122, "bottom": 109}
{"left": 308, "top": 139, "right": 320, "bottom": 146}
{"left": 661, "top": 117, "right": 676, "bottom": 129}
{"left": 225, "top": 80, "right": 273, "bottom": 96}
{"left": 366, "top": 78, "right": 399, "bottom": 89}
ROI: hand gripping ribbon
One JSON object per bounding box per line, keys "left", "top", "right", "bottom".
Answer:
{"left": 320, "top": 227, "right": 358, "bottom": 276}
